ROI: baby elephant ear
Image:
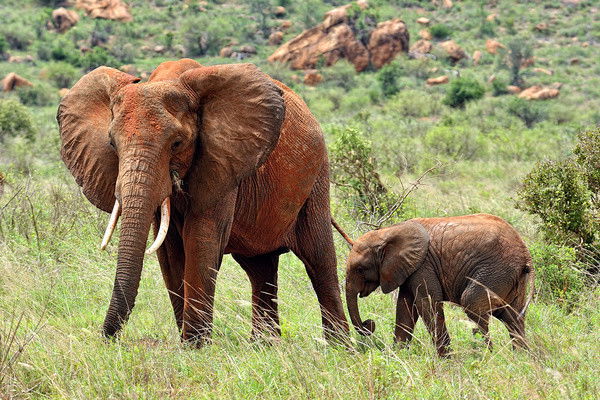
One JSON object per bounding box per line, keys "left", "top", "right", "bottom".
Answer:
{"left": 57, "top": 67, "right": 140, "bottom": 212}
{"left": 180, "top": 63, "right": 285, "bottom": 211}
{"left": 379, "top": 221, "right": 430, "bottom": 293}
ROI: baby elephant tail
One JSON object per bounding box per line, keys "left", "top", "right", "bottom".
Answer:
{"left": 519, "top": 262, "right": 535, "bottom": 319}
{"left": 331, "top": 218, "right": 354, "bottom": 248}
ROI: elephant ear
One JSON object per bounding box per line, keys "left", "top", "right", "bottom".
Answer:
{"left": 148, "top": 58, "right": 203, "bottom": 82}
{"left": 180, "top": 63, "right": 285, "bottom": 210}
{"left": 57, "top": 67, "right": 140, "bottom": 212}
{"left": 379, "top": 221, "right": 430, "bottom": 293}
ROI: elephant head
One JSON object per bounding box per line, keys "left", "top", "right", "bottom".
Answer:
{"left": 345, "top": 221, "right": 429, "bottom": 335}
{"left": 57, "top": 59, "right": 285, "bottom": 338}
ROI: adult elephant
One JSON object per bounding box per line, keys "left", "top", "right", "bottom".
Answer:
{"left": 58, "top": 58, "right": 348, "bottom": 344}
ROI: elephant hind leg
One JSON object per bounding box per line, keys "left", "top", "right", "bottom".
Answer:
{"left": 287, "top": 167, "right": 349, "bottom": 341}
{"left": 495, "top": 307, "right": 528, "bottom": 350}
{"left": 233, "top": 252, "right": 281, "bottom": 339}
{"left": 464, "top": 309, "right": 492, "bottom": 349}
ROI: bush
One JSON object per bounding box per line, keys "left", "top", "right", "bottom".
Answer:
{"left": 44, "top": 62, "right": 79, "bottom": 89}
{"left": 0, "top": 35, "right": 8, "bottom": 57}
{"left": 423, "top": 124, "right": 487, "bottom": 161}
{"left": 443, "top": 77, "right": 485, "bottom": 108}
{"left": 573, "top": 128, "right": 600, "bottom": 197}
{"left": 78, "top": 47, "right": 118, "bottom": 72}
{"left": 497, "top": 38, "right": 533, "bottom": 87}
{"left": 0, "top": 99, "right": 35, "bottom": 142}
{"left": 491, "top": 77, "right": 509, "bottom": 96}
{"left": 429, "top": 24, "right": 452, "bottom": 40}
{"left": 376, "top": 61, "right": 403, "bottom": 98}
{"left": 506, "top": 97, "right": 548, "bottom": 128}
{"left": 0, "top": 25, "right": 34, "bottom": 50}
{"left": 329, "top": 125, "right": 398, "bottom": 220}
{"left": 530, "top": 243, "right": 586, "bottom": 309}
{"left": 16, "top": 84, "right": 57, "bottom": 107}
{"left": 37, "top": 37, "right": 79, "bottom": 63}
{"left": 517, "top": 159, "right": 596, "bottom": 245}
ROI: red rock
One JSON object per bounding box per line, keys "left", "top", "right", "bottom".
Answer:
{"left": 486, "top": 39, "right": 505, "bottom": 54}
{"left": 269, "top": 31, "right": 284, "bottom": 46}
{"left": 51, "top": 7, "right": 80, "bottom": 33}
{"left": 533, "top": 67, "right": 553, "bottom": 75}
{"left": 419, "top": 29, "right": 432, "bottom": 40}
{"left": 219, "top": 47, "right": 233, "bottom": 58}
{"left": 303, "top": 70, "right": 323, "bottom": 86}
{"left": 518, "top": 85, "right": 560, "bottom": 100}
{"left": 410, "top": 39, "right": 432, "bottom": 54}
{"left": 439, "top": 40, "right": 466, "bottom": 62}
{"left": 1, "top": 72, "right": 33, "bottom": 92}
{"left": 280, "top": 20, "right": 292, "bottom": 31}
{"left": 507, "top": 85, "right": 521, "bottom": 94}
{"left": 416, "top": 17, "right": 430, "bottom": 25}
{"left": 426, "top": 75, "right": 449, "bottom": 85}
{"left": 367, "top": 19, "right": 409, "bottom": 69}
{"left": 473, "top": 50, "right": 482, "bottom": 65}
{"left": 75, "top": 0, "right": 132, "bottom": 22}
{"left": 273, "top": 6, "right": 286, "bottom": 17}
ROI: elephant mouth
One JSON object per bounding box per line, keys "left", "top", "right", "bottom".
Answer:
{"left": 100, "top": 196, "right": 171, "bottom": 254}
{"left": 359, "top": 281, "right": 379, "bottom": 298}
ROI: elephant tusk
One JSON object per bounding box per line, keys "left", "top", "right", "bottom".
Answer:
{"left": 146, "top": 197, "right": 170, "bottom": 255}
{"left": 100, "top": 200, "right": 121, "bottom": 250}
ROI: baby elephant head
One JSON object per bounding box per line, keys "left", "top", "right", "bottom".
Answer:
{"left": 345, "top": 221, "right": 429, "bottom": 336}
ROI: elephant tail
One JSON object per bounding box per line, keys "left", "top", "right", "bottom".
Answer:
{"left": 331, "top": 218, "right": 354, "bottom": 248}
{"left": 519, "top": 262, "right": 535, "bottom": 319}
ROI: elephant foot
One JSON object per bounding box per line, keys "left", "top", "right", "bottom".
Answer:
{"left": 181, "top": 333, "right": 212, "bottom": 348}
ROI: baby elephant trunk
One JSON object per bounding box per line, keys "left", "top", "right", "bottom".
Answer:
{"left": 345, "top": 280, "right": 376, "bottom": 336}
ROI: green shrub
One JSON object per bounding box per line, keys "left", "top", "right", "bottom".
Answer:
{"left": 517, "top": 159, "right": 596, "bottom": 245}
{"left": 529, "top": 243, "right": 586, "bottom": 309}
{"left": 430, "top": 24, "right": 452, "bottom": 40}
{"left": 573, "top": 128, "right": 600, "bottom": 197}
{"left": 423, "top": 124, "right": 487, "bottom": 161}
{"left": 443, "top": 77, "right": 485, "bottom": 108}
{"left": 329, "top": 125, "right": 398, "bottom": 220}
{"left": 37, "top": 37, "right": 78, "bottom": 63}
{"left": 497, "top": 38, "right": 533, "bottom": 87}
{"left": 491, "top": 77, "right": 509, "bottom": 96}
{"left": 376, "top": 61, "right": 403, "bottom": 98}
{"left": 0, "top": 25, "right": 34, "bottom": 50}
{"left": 16, "top": 84, "right": 57, "bottom": 107}
{"left": 44, "top": 62, "right": 79, "bottom": 89}
{"left": 79, "top": 47, "right": 118, "bottom": 71}
{"left": 0, "top": 99, "right": 35, "bottom": 142}
{"left": 506, "top": 97, "right": 548, "bottom": 128}
{"left": 0, "top": 35, "right": 8, "bottom": 56}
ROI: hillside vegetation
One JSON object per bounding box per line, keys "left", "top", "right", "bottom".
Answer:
{"left": 0, "top": 0, "right": 598, "bottom": 398}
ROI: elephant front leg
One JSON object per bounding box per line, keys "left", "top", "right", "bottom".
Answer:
{"left": 394, "top": 286, "right": 418, "bottom": 345}
{"left": 181, "top": 194, "right": 236, "bottom": 346}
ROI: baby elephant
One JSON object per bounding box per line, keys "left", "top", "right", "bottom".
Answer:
{"left": 337, "top": 214, "right": 534, "bottom": 356}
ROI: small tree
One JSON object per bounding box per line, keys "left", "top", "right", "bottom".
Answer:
{"left": 376, "top": 61, "right": 403, "bottom": 97}
{"left": 497, "top": 38, "right": 533, "bottom": 87}
{"left": 443, "top": 77, "right": 485, "bottom": 108}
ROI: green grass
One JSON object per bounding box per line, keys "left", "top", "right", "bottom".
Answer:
{"left": 1, "top": 0, "right": 599, "bottom": 398}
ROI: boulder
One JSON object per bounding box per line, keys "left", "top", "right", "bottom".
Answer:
{"left": 534, "top": 22, "right": 549, "bottom": 32}
{"left": 273, "top": 6, "right": 286, "bottom": 17}
{"left": 303, "top": 70, "right": 323, "bottom": 86}
{"left": 507, "top": 85, "right": 521, "bottom": 94}
{"left": 153, "top": 45, "right": 165, "bottom": 54}
{"left": 1, "top": 73, "right": 33, "bottom": 92}
{"left": 426, "top": 75, "right": 449, "bottom": 85}
{"left": 486, "top": 13, "right": 497, "bottom": 22}
{"left": 75, "top": 0, "right": 132, "bottom": 22}
{"left": 8, "top": 55, "right": 34, "bottom": 64}
{"left": 533, "top": 67, "right": 553, "bottom": 75}
{"left": 51, "top": 7, "right": 80, "bottom": 33}
{"left": 569, "top": 57, "right": 580, "bottom": 65}
{"left": 269, "top": 31, "right": 284, "bottom": 46}
{"left": 219, "top": 46, "right": 233, "bottom": 58}
{"left": 239, "top": 45, "right": 257, "bottom": 54}
{"left": 367, "top": 19, "right": 410, "bottom": 70}
{"left": 279, "top": 20, "right": 292, "bottom": 30}
{"left": 518, "top": 85, "right": 560, "bottom": 100}
{"left": 410, "top": 39, "right": 432, "bottom": 55}
{"left": 485, "top": 39, "right": 505, "bottom": 54}
{"left": 472, "top": 50, "right": 482, "bottom": 65}
{"left": 438, "top": 40, "right": 466, "bottom": 62}
{"left": 416, "top": 17, "right": 430, "bottom": 25}
{"left": 419, "top": 29, "right": 432, "bottom": 40}
{"left": 269, "top": 1, "right": 409, "bottom": 72}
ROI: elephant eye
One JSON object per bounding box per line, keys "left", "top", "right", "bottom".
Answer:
{"left": 171, "top": 140, "right": 182, "bottom": 151}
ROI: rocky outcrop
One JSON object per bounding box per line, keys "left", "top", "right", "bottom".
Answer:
{"left": 518, "top": 85, "right": 560, "bottom": 100}
{"left": 75, "top": 0, "right": 132, "bottom": 22}
{"left": 426, "top": 75, "right": 449, "bottom": 85}
{"left": 1, "top": 73, "right": 33, "bottom": 92}
{"left": 268, "top": 1, "right": 409, "bottom": 72}
{"left": 439, "top": 40, "right": 466, "bottom": 62}
{"left": 50, "top": 7, "right": 80, "bottom": 33}
{"left": 485, "top": 39, "right": 505, "bottom": 54}
{"left": 410, "top": 39, "right": 432, "bottom": 55}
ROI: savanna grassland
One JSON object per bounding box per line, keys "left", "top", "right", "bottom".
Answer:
{"left": 1, "top": 0, "right": 599, "bottom": 398}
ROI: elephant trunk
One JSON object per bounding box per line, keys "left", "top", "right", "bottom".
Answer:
{"left": 345, "top": 279, "right": 376, "bottom": 336}
{"left": 102, "top": 153, "right": 166, "bottom": 338}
